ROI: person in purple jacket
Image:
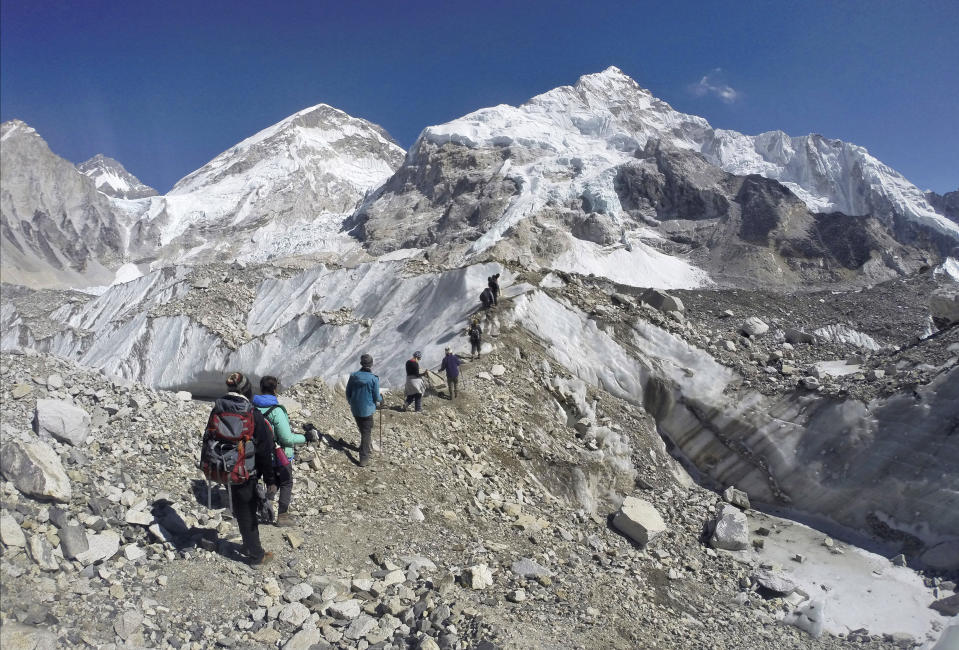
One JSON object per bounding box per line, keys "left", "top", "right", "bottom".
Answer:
{"left": 439, "top": 347, "right": 462, "bottom": 399}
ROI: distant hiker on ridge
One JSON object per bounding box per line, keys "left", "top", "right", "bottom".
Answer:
{"left": 201, "top": 372, "right": 278, "bottom": 565}
{"left": 439, "top": 346, "right": 462, "bottom": 399}
{"left": 468, "top": 318, "right": 482, "bottom": 359}
{"left": 253, "top": 375, "right": 317, "bottom": 526}
{"left": 480, "top": 286, "right": 494, "bottom": 310}
{"left": 345, "top": 353, "right": 383, "bottom": 468}
{"left": 488, "top": 273, "right": 500, "bottom": 306}
{"left": 404, "top": 350, "right": 428, "bottom": 412}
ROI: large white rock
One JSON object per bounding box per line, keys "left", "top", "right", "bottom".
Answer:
{"left": 462, "top": 563, "right": 494, "bottom": 589}
{"left": 0, "top": 440, "right": 72, "bottom": 503}
{"left": 34, "top": 398, "right": 90, "bottom": 446}
{"left": 710, "top": 504, "right": 749, "bottom": 551}
{"left": 640, "top": 288, "right": 684, "bottom": 313}
{"left": 328, "top": 599, "right": 362, "bottom": 620}
{"left": 278, "top": 602, "right": 310, "bottom": 627}
{"left": 612, "top": 496, "right": 667, "bottom": 546}
{"left": 283, "top": 626, "right": 321, "bottom": 650}
{"left": 284, "top": 582, "right": 313, "bottom": 602}
{"left": 0, "top": 514, "right": 26, "bottom": 547}
{"left": 76, "top": 530, "right": 120, "bottom": 565}
{"left": 26, "top": 534, "right": 58, "bottom": 571}
{"left": 741, "top": 317, "right": 769, "bottom": 337}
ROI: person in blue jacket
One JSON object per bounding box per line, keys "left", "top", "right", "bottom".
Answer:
{"left": 439, "top": 347, "right": 462, "bottom": 399}
{"left": 345, "top": 353, "right": 383, "bottom": 467}
{"left": 253, "top": 375, "right": 317, "bottom": 526}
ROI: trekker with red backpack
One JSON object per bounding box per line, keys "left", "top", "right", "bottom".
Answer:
{"left": 253, "top": 375, "right": 318, "bottom": 527}
{"left": 200, "top": 372, "right": 278, "bottom": 565}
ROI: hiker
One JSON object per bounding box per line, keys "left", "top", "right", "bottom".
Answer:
{"left": 345, "top": 353, "right": 383, "bottom": 467}
{"left": 480, "top": 287, "right": 494, "bottom": 310}
{"left": 404, "top": 350, "right": 428, "bottom": 412}
{"left": 253, "top": 375, "right": 318, "bottom": 526}
{"left": 203, "top": 372, "right": 278, "bottom": 565}
{"left": 488, "top": 273, "right": 500, "bottom": 306}
{"left": 439, "top": 346, "right": 462, "bottom": 399}
{"left": 468, "top": 319, "right": 482, "bottom": 359}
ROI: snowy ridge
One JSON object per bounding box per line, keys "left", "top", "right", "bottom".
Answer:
{"left": 419, "top": 66, "right": 958, "bottom": 253}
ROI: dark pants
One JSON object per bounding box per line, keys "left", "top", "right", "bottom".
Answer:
{"left": 275, "top": 464, "right": 293, "bottom": 514}
{"left": 471, "top": 340, "right": 481, "bottom": 356}
{"left": 447, "top": 376, "right": 459, "bottom": 398}
{"left": 404, "top": 393, "right": 422, "bottom": 411}
{"left": 355, "top": 415, "right": 374, "bottom": 462}
{"left": 230, "top": 479, "right": 264, "bottom": 561}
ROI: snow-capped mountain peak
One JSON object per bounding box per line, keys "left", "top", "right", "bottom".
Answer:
{"left": 115, "top": 103, "right": 407, "bottom": 264}
{"left": 77, "top": 154, "right": 158, "bottom": 200}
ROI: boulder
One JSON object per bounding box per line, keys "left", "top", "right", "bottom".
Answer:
{"left": 723, "top": 486, "right": 750, "bottom": 510}
{"left": 278, "top": 602, "right": 310, "bottom": 627}
{"left": 461, "top": 563, "right": 494, "bottom": 589}
{"left": 931, "top": 594, "right": 959, "bottom": 616}
{"left": 710, "top": 505, "right": 749, "bottom": 551}
{"left": 640, "top": 288, "right": 684, "bottom": 313}
{"left": 784, "top": 328, "right": 817, "bottom": 345}
{"left": 931, "top": 286, "right": 959, "bottom": 329}
{"left": 490, "top": 364, "right": 506, "bottom": 377}
{"left": 344, "top": 614, "right": 377, "bottom": 640}
{"left": 175, "top": 391, "right": 192, "bottom": 401}
{"left": 26, "top": 535, "right": 58, "bottom": 571}
{"left": 285, "top": 582, "right": 314, "bottom": 602}
{"left": 11, "top": 384, "right": 33, "bottom": 399}
{"left": 114, "top": 610, "right": 143, "bottom": 641}
{"left": 612, "top": 496, "right": 667, "bottom": 546}
{"left": 0, "top": 623, "right": 57, "bottom": 650}
{"left": 76, "top": 530, "right": 120, "bottom": 565}
{"left": 753, "top": 570, "right": 796, "bottom": 596}
{"left": 59, "top": 524, "right": 89, "bottom": 559}
{"left": 740, "top": 317, "right": 769, "bottom": 337}
{"left": 33, "top": 399, "right": 91, "bottom": 446}
{"left": 283, "top": 627, "right": 322, "bottom": 650}
{"left": 0, "top": 513, "right": 26, "bottom": 547}
{"left": 328, "top": 599, "right": 362, "bottom": 620}
{"left": 511, "top": 557, "right": 552, "bottom": 579}
{"left": 0, "top": 440, "right": 72, "bottom": 503}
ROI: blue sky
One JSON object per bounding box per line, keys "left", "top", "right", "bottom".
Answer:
{"left": 2, "top": 0, "right": 957, "bottom": 194}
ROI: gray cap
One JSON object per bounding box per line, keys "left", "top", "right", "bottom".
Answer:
{"left": 413, "top": 351, "right": 422, "bottom": 359}
{"left": 360, "top": 353, "right": 373, "bottom": 368}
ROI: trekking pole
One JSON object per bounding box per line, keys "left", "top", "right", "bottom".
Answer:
{"left": 378, "top": 408, "right": 383, "bottom": 451}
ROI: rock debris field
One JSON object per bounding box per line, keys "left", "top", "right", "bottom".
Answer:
{"left": 2, "top": 276, "right": 957, "bottom": 649}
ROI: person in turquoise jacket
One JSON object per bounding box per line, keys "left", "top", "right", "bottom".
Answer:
{"left": 253, "top": 375, "right": 314, "bottom": 526}
{"left": 345, "top": 353, "right": 383, "bottom": 467}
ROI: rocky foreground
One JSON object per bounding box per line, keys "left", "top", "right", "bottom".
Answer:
{"left": 1, "top": 308, "right": 956, "bottom": 648}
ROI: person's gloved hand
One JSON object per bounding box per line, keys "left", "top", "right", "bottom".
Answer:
{"left": 303, "top": 423, "right": 319, "bottom": 443}
{"left": 266, "top": 484, "right": 278, "bottom": 499}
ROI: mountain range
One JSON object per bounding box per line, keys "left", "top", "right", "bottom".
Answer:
{"left": 2, "top": 67, "right": 957, "bottom": 290}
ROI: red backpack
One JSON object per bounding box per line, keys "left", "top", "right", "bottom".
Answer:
{"left": 199, "top": 400, "right": 257, "bottom": 485}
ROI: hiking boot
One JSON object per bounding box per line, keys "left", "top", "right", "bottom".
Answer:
{"left": 275, "top": 512, "right": 293, "bottom": 527}
{"left": 249, "top": 551, "right": 273, "bottom": 566}
{"left": 359, "top": 456, "right": 372, "bottom": 468}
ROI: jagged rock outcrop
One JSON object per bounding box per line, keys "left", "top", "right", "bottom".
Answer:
{"left": 926, "top": 189, "right": 959, "bottom": 224}
{"left": 77, "top": 154, "right": 158, "bottom": 200}
{"left": 1, "top": 120, "right": 132, "bottom": 288}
